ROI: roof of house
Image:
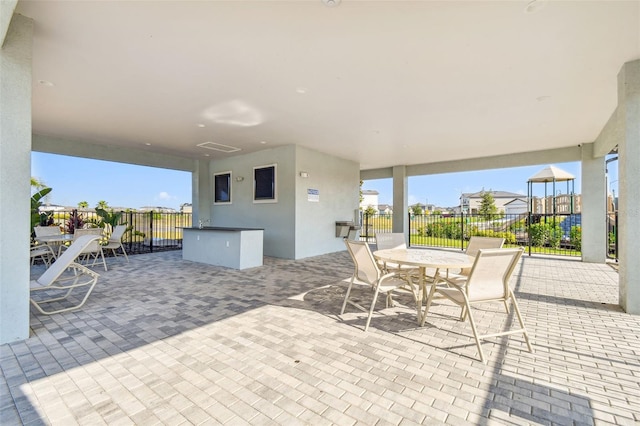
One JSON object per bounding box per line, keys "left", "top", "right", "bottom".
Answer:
{"left": 461, "top": 190, "right": 524, "bottom": 199}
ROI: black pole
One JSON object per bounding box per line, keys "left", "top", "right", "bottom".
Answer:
{"left": 149, "top": 210, "right": 154, "bottom": 253}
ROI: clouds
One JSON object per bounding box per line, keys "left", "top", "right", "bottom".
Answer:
{"left": 156, "top": 191, "right": 176, "bottom": 202}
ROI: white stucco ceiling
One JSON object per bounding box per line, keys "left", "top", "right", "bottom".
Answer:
{"left": 15, "top": 0, "right": 640, "bottom": 170}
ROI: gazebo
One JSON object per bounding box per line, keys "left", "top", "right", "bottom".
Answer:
{"left": 527, "top": 165, "right": 576, "bottom": 217}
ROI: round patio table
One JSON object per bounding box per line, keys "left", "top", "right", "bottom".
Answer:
{"left": 373, "top": 248, "right": 474, "bottom": 324}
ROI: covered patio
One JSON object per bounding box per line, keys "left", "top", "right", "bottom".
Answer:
{"left": 2, "top": 251, "right": 637, "bottom": 424}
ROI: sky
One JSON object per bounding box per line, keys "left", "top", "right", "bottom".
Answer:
{"left": 363, "top": 159, "right": 619, "bottom": 209}
{"left": 31, "top": 152, "right": 192, "bottom": 210}
{"left": 32, "top": 152, "right": 619, "bottom": 211}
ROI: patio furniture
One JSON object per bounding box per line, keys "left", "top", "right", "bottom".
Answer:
{"left": 373, "top": 248, "right": 474, "bottom": 325}
{"left": 421, "top": 247, "right": 531, "bottom": 363}
{"left": 30, "top": 243, "right": 56, "bottom": 266}
{"left": 30, "top": 234, "right": 101, "bottom": 315}
{"left": 444, "top": 236, "right": 505, "bottom": 282}
{"left": 59, "top": 227, "right": 108, "bottom": 271}
{"left": 33, "top": 225, "right": 64, "bottom": 253}
{"left": 103, "top": 224, "right": 129, "bottom": 263}
{"left": 374, "top": 232, "right": 421, "bottom": 279}
{"left": 341, "top": 239, "right": 410, "bottom": 331}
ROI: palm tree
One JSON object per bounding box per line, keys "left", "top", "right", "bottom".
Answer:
{"left": 78, "top": 201, "right": 89, "bottom": 209}
{"left": 96, "top": 200, "right": 109, "bottom": 210}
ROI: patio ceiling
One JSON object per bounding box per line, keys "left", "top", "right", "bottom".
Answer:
{"left": 15, "top": 0, "right": 640, "bottom": 170}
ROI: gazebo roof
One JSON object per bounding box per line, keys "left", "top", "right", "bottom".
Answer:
{"left": 528, "top": 165, "right": 575, "bottom": 183}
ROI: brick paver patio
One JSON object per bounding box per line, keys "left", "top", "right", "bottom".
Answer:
{"left": 1, "top": 249, "right": 638, "bottom": 425}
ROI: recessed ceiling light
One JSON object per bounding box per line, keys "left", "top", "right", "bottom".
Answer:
{"left": 38, "top": 80, "right": 54, "bottom": 87}
{"left": 296, "top": 87, "right": 307, "bottom": 94}
{"left": 204, "top": 153, "right": 210, "bottom": 157}
{"left": 145, "top": 143, "right": 152, "bottom": 146}
{"left": 197, "top": 123, "right": 205, "bottom": 128}
{"left": 322, "top": 0, "right": 341, "bottom": 7}
{"left": 525, "top": 0, "right": 546, "bottom": 13}
{"left": 260, "top": 141, "right": 268, "bottom": 144}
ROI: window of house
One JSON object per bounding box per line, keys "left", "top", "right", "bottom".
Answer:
{"left": 253, "top": 164, "right": 277, "bottom": 203}
{"left": 214, "top": 171, "right": 232, "bottom": 204}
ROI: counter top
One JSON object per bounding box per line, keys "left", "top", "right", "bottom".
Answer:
{"left": 182, "top": 226, "right": 264, "bottom": 232}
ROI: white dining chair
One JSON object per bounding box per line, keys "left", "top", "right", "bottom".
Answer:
{"left": 341, "top": 239, "right": 410, "bottom": 331}
{"left": 422, "top": 247, "right": 531, "bottom": 363}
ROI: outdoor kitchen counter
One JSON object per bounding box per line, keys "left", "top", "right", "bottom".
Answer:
{"left": 181, "top": 227, "right": 264, "bottom": 270}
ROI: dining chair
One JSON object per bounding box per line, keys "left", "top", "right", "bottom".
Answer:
{"left": 374, "top": 232, "right": 421, "bottom": 279}
{"left": 30, "top": 234, "right": 101, "bottom": 315}
{"left": 103, "top": 224, "right": 129, "bottom": 263}
{"left": 341, "top": 239, "right": 410, "bottom": 331}
{"left": 30, "top": 243, "right": 57, "bottom": 266}
{"left": 33, "top": 225, "right": 63, "bottom": 252}
{"left": 59, "top": 227, "right": 108, "bottom": 271}
{"left": 444, "top": 236, "right": 505, "bottom": 282}
{"left": 422, "top": 247, "right": 531, "bottom": 363}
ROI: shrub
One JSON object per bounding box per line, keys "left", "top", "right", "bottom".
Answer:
{"left": 571, "top": 226, "right": 582, "bottom": 251}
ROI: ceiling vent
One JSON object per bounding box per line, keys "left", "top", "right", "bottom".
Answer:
{"left": 197, "top": 142, "right": 241, "bottom": 153}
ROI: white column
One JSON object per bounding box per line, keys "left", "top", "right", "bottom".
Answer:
{"left": 618, "top": 60, "right": 640, "bottom": 314}
{"left": 580, "top": 143, "right": 607, "bottom": 263}
{"left": 0, "top": 14, "right": 33, "bottom": 344}
{"left": 191, "top": 159, "right": 212, "bottom": 225}
{"left": 392, "top": 166, "right": 408, "bottom": 235}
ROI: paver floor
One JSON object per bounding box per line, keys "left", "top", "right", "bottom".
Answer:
{"left": 1, "top": 249, "right": 638, "bottom": 425}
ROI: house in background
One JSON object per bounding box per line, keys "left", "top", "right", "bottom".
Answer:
{"left": 377, "top": 204, "right": 393, "bottom": 215}
{"left": 460, "top": 190, "right": 525, "bottom": 214}
{"left": 504, "top": 198, "right": 528, "bottom": 216}
{"left": 360, "top": 190, "right": 379, "bottom": 212}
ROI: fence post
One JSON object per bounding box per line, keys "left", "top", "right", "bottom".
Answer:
{"left": 460, "top": 213, "right": 465, "bottom": 251}
{"left": 408, "top": 212, "right": 412, "bottom": 248}
{"left": 527, "top": 211, "right": 532, "bottom": 256}
{"left": 128, "top": 211, "right": 134, "bottom": 252}
{"left": 149, "top": 210, "right": 154, "bottom": 253}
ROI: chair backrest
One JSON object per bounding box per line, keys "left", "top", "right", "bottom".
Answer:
{"left": 344, "top": 239, "right": 381, "bottom": 285}
{"left": 74, "top": 228, "right": 103, "bottom": 252}
{"left": 376, "top": 233, "right": 407, "bottom": 250}
{"left": 465, "top": 248, "right": 524, "bottom": 301}
{"left": 109, "top": 224, "right": 127, "bottom": 242}
{"left": 37, "top": 235, "right": 101, "bottom": 286}
{"left": 34, "top": 226, "right": 61, "bottom": 237}
{"left": 465, "top": 236, "right": 505, "bottom": 257}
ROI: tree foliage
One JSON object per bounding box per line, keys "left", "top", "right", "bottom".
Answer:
{"left": 411, "top": 204, "right": 423, "bottom": 216}
{"left": 478, "top": 190, "right": 498, "bottom": 219}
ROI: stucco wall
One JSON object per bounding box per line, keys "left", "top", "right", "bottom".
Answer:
{"left": 209, "top": 146, "right": 296, "bottom": 258}
{"left": 208, "top": 145, "right": 359, "bottom": 260}
{"left": 294, "top": 146, "right": 360, "bottom": 259}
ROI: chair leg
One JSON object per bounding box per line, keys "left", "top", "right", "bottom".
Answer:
{"left": 120, "top": 245, "right": 129, "bottom": 262}
{"left": 340, "top": 278, "right": 355, "bottom": 315}
{"left": 463, "top": 301, "right": 486, "bottom": 363}
{"left": 509, "top": 290, "right": 533, "bottom": 353}
{"left": 364, "top": 286, "right": 382, "bottom": 332}
{"left": 420, "top": 283, "right": 438, "bottom": 326}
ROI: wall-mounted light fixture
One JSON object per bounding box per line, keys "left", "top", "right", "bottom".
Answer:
{"left": 235, "top": 176, "right": 244, "bottom": 182}
{"left": 299, "top": 171, "right": 309, "bottom": 178}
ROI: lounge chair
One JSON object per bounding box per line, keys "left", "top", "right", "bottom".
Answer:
{"left": 30, "top": 234, "right": 101, "bottom": 315}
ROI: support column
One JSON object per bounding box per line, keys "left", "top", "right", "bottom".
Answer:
{"left": 0, "top": 14, "right": 33, "bottom": 344}
{"left": 580, "top": 143, "right": 607, "bottom": 263}
{"left": 191, "top": 159, "right": 212, "bottom": 226}
{"left": 618, "top": 60, "right": 640, "bottom": 314}
{"left": 392, "top": 166, "right": 408, "bottom": 235}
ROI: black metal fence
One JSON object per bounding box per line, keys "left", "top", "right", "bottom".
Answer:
{"left": 361, "top": 212, "right": 616, "bottom": 258}
{"left": 44, "top": 209, "right": 192, "bottom": 254}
